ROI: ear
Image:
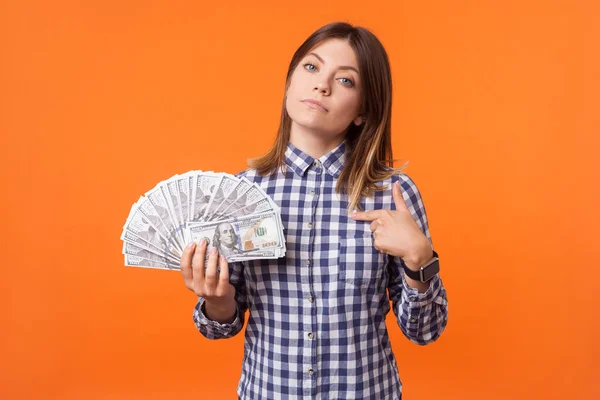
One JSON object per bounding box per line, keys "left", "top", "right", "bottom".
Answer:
{"left": 353, "top": 115, "right": 366, "bottom": 126}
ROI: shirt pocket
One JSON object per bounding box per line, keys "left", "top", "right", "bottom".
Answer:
{"left": 338, "top": 236, "right": 386, "bottom": 288}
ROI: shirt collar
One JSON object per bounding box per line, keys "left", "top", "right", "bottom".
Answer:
{"left": 284, "top": 140, "right": 347, "bottom": 178}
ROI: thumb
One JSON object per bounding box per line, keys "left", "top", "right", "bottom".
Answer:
{"left": 392, "top": 181, "right": 409, "bottom": 211}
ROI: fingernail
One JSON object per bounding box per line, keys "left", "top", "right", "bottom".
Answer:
{"left": 186, "top": 241, "right": 195, "bottom": 248}
{"left": 209, "top": 247, "right": 217, "bottom": 255}
{"left": 220, "top": 255, "right": 226, "bottom": 262}
{"left": 350, "top": 210, "right": 357, "bottom": 218}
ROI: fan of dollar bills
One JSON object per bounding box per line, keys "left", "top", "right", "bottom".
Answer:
{"left": 121, "top": 171, "right": 286, "bottom": 270}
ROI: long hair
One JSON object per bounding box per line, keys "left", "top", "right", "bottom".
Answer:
{"left": 249, "top": 22, "right": 407, "bottom": 212}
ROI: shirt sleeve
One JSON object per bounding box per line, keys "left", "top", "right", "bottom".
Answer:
{"left": 387, "top": 173, "right": 449, "bottom": 345}
{"left": 192, "top": 260, "right": 248, "bottom": 340}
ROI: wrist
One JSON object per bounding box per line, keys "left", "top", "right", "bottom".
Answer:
{"left": 403, "top": 243, "right": 434, "bottom": 271}
{"left": 203, "top": 298, "right": 236, "bottom": 324}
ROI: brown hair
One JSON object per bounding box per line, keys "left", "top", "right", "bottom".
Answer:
{"left": 249, "top": 21, "right": 407, "bottom": 212}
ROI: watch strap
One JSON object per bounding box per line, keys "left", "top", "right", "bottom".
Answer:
{"left": 402, "top": 250, "right": 439, "bottom": 282}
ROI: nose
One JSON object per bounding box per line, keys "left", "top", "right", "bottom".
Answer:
{"left": 314, "top": 81, "right": 330, "bottom": 95}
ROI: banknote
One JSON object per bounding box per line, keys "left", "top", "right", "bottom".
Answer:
{"left": 186, "top": 212, "right": 284, "bottom": 262}
{"left": 122, "top": 171, "right": 286, "bottom": 269}
{"left": 176, "top": 174, "right": 191, "bottom": 235}
{"left": 216, "top": 197, "right": 276, "bottom": 221}
{"left": 208, "top": 178, "right": 253, "bottom": 221}
{"left": 202, "top": 174, "right": 239, "bottom": 221}
{"left": 164, "top": 178, "right": 186, "bottom": 247}
{"left": 122, "top": 200, "right": 181, "bottom": 259}
{"left": 209, "top": 183, "right": 276, "bottom": 221}
{"left": 121, "top": 229, "right": 180, "bottom": 262}
{"left": 122, "top": 241, "right": 180, "bottom": 265}
{"left": 190, "top": 172, "right": 221, "bottom": 222}
{"left": 145, "top": 187, "right": 183, "bottom": 251}
{"left": 125, "top": 254, "right": 175, "bottom": 270}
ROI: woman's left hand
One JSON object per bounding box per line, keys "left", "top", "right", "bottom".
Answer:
{"left": 350, "top": 181, "right": 433, "bottom": 270}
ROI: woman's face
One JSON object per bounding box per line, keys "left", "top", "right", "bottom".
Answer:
{"left": 285, "top": 38, "right": 363, "bottom": 138}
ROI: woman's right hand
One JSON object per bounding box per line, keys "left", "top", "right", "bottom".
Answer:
{"left": 180, "top": 240, "right": 236, "bottom": 323}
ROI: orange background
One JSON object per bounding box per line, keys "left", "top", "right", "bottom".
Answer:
{"left": 2, "top": 1, "right": 599, "bottom": 399}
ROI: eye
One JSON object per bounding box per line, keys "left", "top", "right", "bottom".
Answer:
{"left": 303, "top": 62, "right": 355, "bottom": 87}
{"left": 339, "top": 77, "right": 355, "bottom": 87}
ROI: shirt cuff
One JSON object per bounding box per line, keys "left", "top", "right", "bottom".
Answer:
{"left": 400, "top": 272, "right": 442, "bottom": 307}
{"left": 195, "top": 297, "right": 242, "bottom": 330}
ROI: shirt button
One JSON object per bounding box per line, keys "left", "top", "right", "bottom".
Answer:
{"left": 313, "top": 160, "right": 320, "bottom": 167}
{"left": 308, "top": 332, "right": 314, "bottom": 339}
{"left": 308, "top": 368, "right": 315, "bottom": 375}
{"left": 306, "top": 260, "right": 311, "bottom": 265}
{"left": 308, "top": 296, "right": 315, "bottom": 303}
{"left": 410, "top": 296, "right": 418, "bottom": 302}
{"left": 409, "top": 317, "right": 417, "bottom": 323}
{"left": 309, "top": 190, "right": 315, "bottom": 196}
{"left": 307, "top": 222, "right": 313, "bottom": 228}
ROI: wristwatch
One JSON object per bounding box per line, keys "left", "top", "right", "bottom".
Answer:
{"left": 402, "top": 250, "right": 440, "bottom": 282}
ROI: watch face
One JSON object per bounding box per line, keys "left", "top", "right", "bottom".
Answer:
{"left": 422, "top": 259, "right": 440, "bottom": 282}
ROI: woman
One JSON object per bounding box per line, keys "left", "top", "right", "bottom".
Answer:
{"left": 180, "top": 21, "right": 448, "bottom": 399}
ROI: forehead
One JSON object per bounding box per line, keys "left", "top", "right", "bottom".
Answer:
{"left": 306, "top": 38, "right": 359, "bottom": 69}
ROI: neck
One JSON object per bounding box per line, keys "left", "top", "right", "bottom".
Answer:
{"left": 289, "top": 123, "right": 346, "bottom": 159}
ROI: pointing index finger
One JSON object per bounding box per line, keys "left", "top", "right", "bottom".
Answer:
{"left": 351, "top": 209, "right": 386, "bottom": 221}
{"left": 393, "top": 180, "right": 409, "bottom": 211}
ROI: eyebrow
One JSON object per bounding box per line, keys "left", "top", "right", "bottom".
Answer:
{"left": 308, "top": 52, "right": 359, "bottom": 74}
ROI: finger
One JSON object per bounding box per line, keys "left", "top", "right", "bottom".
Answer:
{"left": 192, "top": 239, "right": 208, "bottom": 287}
{"left": 180, "top": 241, "right": 196, "bottom": 287}
{"left": 204, "top": 247, "right": 220, "bottom": 287}
{"left": 218, "top": 255, "right": 230, "bottom": 286}
{"left": 393, "top": 181, "right": 409, "bottom": 212}
{"left": 373, "top": 239, "right": 388, "bottom": 254}
{"left": 370, "top": 220, "right": 379, "bottom": 233}
{"left": 373, "top": 239, "right": 382, "bottom": 252}
{"left": 351, "top": 209, "right": 386, "bottom": 221}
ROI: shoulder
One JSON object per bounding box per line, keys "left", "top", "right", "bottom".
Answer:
{"left": 379, "top": 165, "right": 422, "bottom": 194}
{"left": 235, "top": 167, "right": 282, "bottom": 184}
{"left": 235, "top": 168, "right": 259, "bottom": 181}
{"left": 395, "top": 172, "right": 422, "bottom": 196}
{"left": 374, "top": 168, "right": 428, "bottom": 216}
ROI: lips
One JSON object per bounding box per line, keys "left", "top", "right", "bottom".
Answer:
{"left": 302, "top": 99, "right": 328, "bottom": 112}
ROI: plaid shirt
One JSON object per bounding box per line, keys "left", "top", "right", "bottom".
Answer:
{"left": 193, "top": 141, "right": 448, "bottom": 399}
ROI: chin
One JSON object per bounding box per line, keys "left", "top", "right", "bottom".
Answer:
{"left": 288, "top": 111, "right": 326, "bottom": 131}
{"left": 296, "top": 119, "right": 343, "bottom": 138}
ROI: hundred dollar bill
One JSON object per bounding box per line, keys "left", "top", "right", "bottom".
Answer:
{"left": 164, "top": 178, "right": 185, "bottom": 246}
{"left": 125, "top": 254, "right": 176, "bottom": 270}
{"left": 208, "top": 178, "right": 252, "bottom": 221}
{"left": 122, "top": 171, "right": 287, "bottom": 270}
{"left": 187, "top": 172, "right": 196, "bottom": 221}
{"left": 217, "top": 197, "right": 275, "bottom": 221}
{"left": 190, "top": 172, "right": 221, "bottom": 222}
{"left": 134, "top": 195, "right": 182, "bottom": 254}
{"left": 123, "top": 201, "right": 181, "bottom": 259}
{"left": 121, "top": 229, "right": 180, "bottom": 262}
{"left": 202, "top": 174, "right": 239, "bottom": 221}
{"left": 176, "top": 173, "right": 191, "bottom": 242}
{"left": 229, "top": 249, "right": 284, "bottom": 262}
{"left": 186, "top": 212, "right": 284, "bottom": 261}
{"left": 122, "top": 241, "right": 180, "bottom": 266}
{"left": 210, "top": 183, "right": 270, "bottom": 221}
{"left": 145, "top": 186, "right": 183, "bottom": 252}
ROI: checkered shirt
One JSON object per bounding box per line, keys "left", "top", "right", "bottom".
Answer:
{"left": 193, "top": 141, "right": 449, "bottom": 399}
